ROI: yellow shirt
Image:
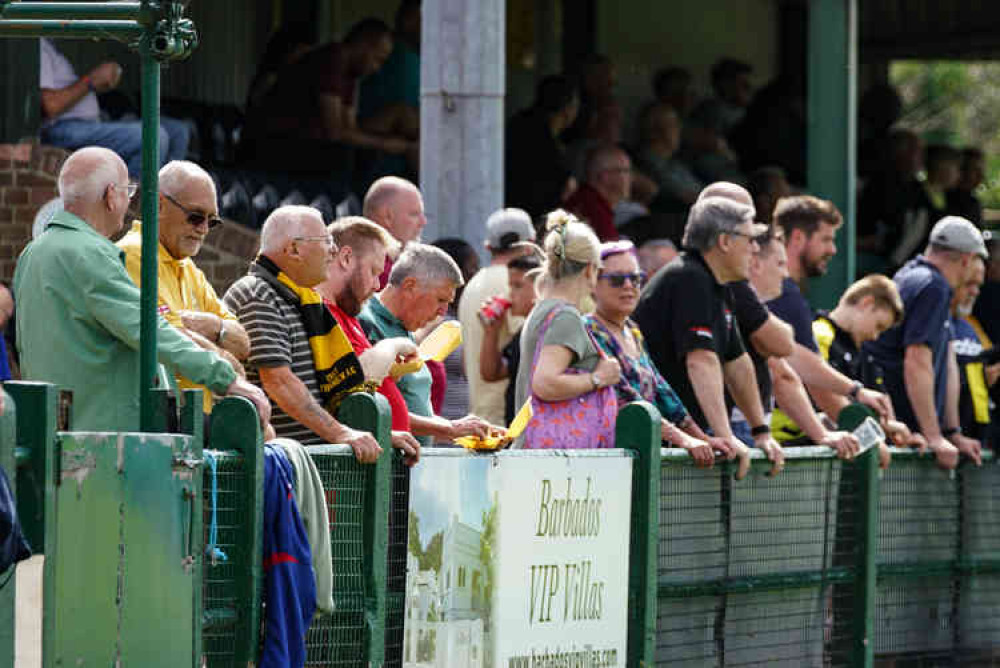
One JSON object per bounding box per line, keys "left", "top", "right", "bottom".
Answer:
{"left": 117, "top": 221, "right": 238, "bottom": 413}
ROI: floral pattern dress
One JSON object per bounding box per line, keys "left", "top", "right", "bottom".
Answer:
{"left": 584, "top": 315, "right": 689, "bottom": 424}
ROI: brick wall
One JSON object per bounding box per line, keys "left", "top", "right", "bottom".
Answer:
{"left": 0, "top": 143, "right": 65, "bottom": 283}
{"left": 0, "top": 142, "right": 259, "bottom": 296}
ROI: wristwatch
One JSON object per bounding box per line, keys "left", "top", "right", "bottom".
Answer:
{"left": 751, "top": 424, "right": 771, "bottom": 437}
{"left": 847, "top": 380, "right": 863, "bottom": 401}
{"left": 590, "top": 373, "right": 602, "bottom": 390}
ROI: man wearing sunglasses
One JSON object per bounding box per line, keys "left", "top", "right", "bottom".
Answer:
{"left": 118, "top": 161, "right": 249, "bottom": 415}
{"left": 15, "top": 147, "right": 269, "bottom": 432}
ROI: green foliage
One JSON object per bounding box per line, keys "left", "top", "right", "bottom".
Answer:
{"left": 890, "top": 60, "right": 1000, "bottom": 214}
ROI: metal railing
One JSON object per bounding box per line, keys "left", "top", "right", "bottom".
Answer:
{"left": 4, "top": 388, "right": 1000, "bottom": 667}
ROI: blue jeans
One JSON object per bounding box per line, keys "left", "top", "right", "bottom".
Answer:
{"left": 42, "top": 116, "right": 191, "bottom": 177}
{"left": 731, "top": 419, "right": 755, "bottom": 447}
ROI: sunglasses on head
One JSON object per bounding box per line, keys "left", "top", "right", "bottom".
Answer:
{"left": 163, "top": 193, "right": 223, "bottom": 229}
{"left": 599, "top": 271, "right": 646, "bottom": 288}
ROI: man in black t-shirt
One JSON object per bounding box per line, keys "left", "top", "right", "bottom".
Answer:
{"left": 767, "top": 196, "right": 895, "bottom": 444}
{"left": 636, "top": 195, "right": 784, "bottom": 477}
{"left": 736, "top": 227, "right": 860, "bottom": 457}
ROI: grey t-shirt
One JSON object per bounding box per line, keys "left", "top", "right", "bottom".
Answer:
{"left": 513, "top": 298, "right": 601, "bottom": 413}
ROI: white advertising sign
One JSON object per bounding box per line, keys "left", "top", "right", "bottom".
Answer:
{"left": 404, "top": 451, "right": 632, "bottom": 668}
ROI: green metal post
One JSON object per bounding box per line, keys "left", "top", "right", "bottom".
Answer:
{"left": 850, "top": 447, "right": 878, "bottom": 667}
{"left": 0, "top": 2, "right": 141, "bottom": 20}
{"left": 615, "top": 401, "right": 661, "bottom": 667}
{"left": 806, "top": 0, "right": 858, "bottom": 309}
{"left": 138, "top": 36, "right": 160, "bottom": 432}
{"left": 339, "top": 393, "right": 393, "bottom": 667}
{"left": 0, "top": 20, "right": 143, "bottom": 39}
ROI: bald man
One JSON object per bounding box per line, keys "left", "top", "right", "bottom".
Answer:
{"left": 14, "top": 146, "right": 269, "bottom": 432}
{"left": 118, "top": 160, "right": 249, "bottom": 414}
{"left": 224, "top": 205, "right": 419, "bottom": 463}
{"left": 362, "top": 175, "right": 427, "bottom": 288}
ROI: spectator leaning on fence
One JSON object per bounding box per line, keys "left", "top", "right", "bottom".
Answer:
{"left": 733, "top": 225, "right": 864, "bottom": 462}
{"left": 949, "top": 255, "right": 994, "bottom": 447}
{"left": 584, "top": 241, "right": 717, "bottom": 466}
{"left": 766, "top": 196, "right": 895, "bottom": 442}
{"left": 14, "top": 146, "right": 269, "bottom": 432}
{"left": 812, "top": 275, "right": 924, "bottom": 461}
{"left": 117, "top": 160, "right": 250, "bottom": 415}
{"left": 359, "top": 244, "right": 494, "bottom": 447}
{"left": 512, "top": 212, "right": 617, "bottom": 409}
{"left": 867, "top": 216, "right": 987, "bottom": 469}
{"left": 223, "top": 206, "right": 385, "bottom": 462}
{"left": 634, "top": 196, "right": 783, "bottom": 478}
{"left": 314, "top": 216, "right": 421, "bottom": 463}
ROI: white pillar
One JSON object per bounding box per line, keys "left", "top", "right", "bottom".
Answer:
{"left": 420, "top": 0, "right": 505, "bottom": 258}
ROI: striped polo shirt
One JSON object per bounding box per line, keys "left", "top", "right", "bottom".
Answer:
{"left": 224, "top": 274, "right": 322, "bottom": 444}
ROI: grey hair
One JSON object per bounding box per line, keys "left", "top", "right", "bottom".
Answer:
{"left": 388, "top": 242, "right": 464, "bottom": 288}
{"left": 682, "top": 196, "right": 755, "bottom": 252}
{"left": 259, "top": 205, "right": 325, "bottom": 254}
{"left": 158, "top": 160, "right": 215, "bottom": 198}
{"left": 57, "top": 147, "right": 121, "bottom": 206}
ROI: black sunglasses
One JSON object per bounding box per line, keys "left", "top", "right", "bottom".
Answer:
{"left": 163, "top": 193, "right": 223, "bottom": 229}
{"left": 599, "top": 271, "right": 646, "bottom": 288}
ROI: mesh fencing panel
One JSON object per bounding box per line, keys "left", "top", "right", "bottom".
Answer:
{"left": 304, "top": 445, "right": 372, "bottom": 667}
{"left": 657, "top": 449, "right": 858, "bottom": 668}
{"left": 384, "top": 457, "right": 411, "bottom": 668}
{"left": 202, "top": 450, "right": 252, "bottom": 668}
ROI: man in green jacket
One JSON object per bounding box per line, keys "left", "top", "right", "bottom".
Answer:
{"left": 14, "top": 146, "right": 269, "bottom": 432}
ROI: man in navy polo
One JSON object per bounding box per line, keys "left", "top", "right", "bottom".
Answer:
{"left": 867, "top": 216, "right": 987, "bottom": 469}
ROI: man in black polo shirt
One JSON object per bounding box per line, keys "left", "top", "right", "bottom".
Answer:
{"left": 636, "top": 195, "right": 784, "bottom": 477}
{"left": 696, "top": 183, "right": 858, "bottom": 459}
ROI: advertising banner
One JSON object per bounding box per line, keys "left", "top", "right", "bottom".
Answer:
{"left": 403, "top": 450, "right": 632, "bottom": 668}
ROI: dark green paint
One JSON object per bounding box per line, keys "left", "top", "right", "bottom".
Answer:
{"left": 616, "top": 401, "right": 661, "bottom": 668}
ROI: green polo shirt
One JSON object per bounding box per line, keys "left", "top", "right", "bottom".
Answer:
{"left": 358, "top": 296, "right": 433, "bottom": 447}
{"left": 13, "top": 211, "right": 236, "bottom": 432}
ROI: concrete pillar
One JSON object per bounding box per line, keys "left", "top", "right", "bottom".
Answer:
{"left": 420, "top": 0, "right": 505, "bottom": 257}
{"left": 806, "top": 0, "right": 858, "bottom": 309}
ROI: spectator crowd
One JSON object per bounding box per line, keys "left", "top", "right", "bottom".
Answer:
{"left": 3, "top": 6, "right": 1000, "bottom": 665}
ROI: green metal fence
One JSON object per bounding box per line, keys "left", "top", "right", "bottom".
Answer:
{"left": 5, "top": 385, "right": 1000, "bottom": 667}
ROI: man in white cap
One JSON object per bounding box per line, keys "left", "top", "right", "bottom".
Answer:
{"left": 456, "top": 208, "right": 536, "bottom": 425}
{"left": 867, "top": 216, "right": 988, "bottom": 469}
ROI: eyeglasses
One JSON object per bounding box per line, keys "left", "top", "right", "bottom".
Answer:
{"left": 111, "top": 181, "right": 139, "bottom": 199}
{"left": 163, "top": 193, "right": 223, "bottom": 229}
{"left": 599, "top": 271, "right": 646, "bottom": 288}
{"left": 727, "top": 228, "right": 759, "bottom": 242}
{"left": 293, "top": 234, "right": 337, "bottom": 249}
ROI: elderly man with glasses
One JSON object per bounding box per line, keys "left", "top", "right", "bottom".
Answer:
{"left": 225, "top": 205, "right": 419, "bottom": 465}
{"left": 635, "top": 195, "right": 785, "bottom": 477}
{"left": 117, "top": 160, "right": 249, "bottom": 415}
{"left": 14, "top": 147, "right": 269, "bottom": 432}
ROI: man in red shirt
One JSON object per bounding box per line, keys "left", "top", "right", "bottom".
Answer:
{"left": 565, "top": 143, "right": 631, "bottom": 241}
{"left": 317, "top": 216, "right": 416, "bottom": 439}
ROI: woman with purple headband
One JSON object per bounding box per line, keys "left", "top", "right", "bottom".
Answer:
{"left": 584, "top": 240, "right": 720, "bottom": 464}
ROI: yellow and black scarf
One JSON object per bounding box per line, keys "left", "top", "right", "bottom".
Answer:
{"left": 252, "top": 256, "right": 377, "bottom": 412}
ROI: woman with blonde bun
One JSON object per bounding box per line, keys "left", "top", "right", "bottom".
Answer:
{"left": 513, "top": 210, "right": 622, "bottom": 448}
